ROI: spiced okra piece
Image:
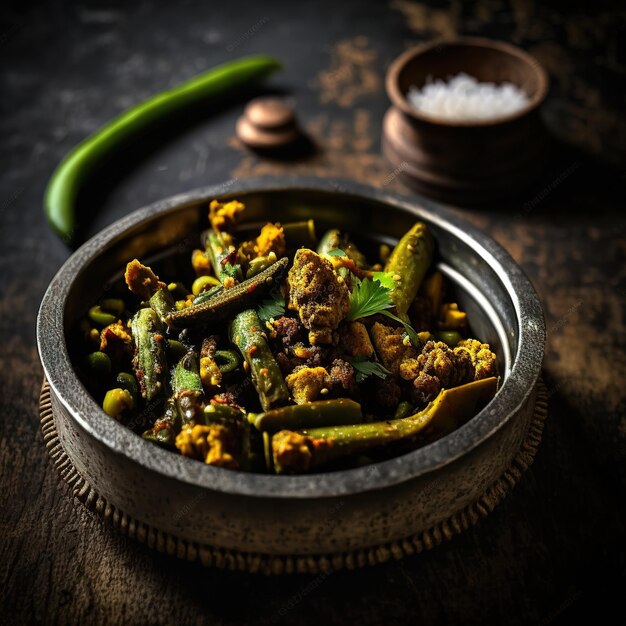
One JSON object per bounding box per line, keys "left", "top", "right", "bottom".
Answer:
{"left": 385, "top": 222, "right": 435, "bottom": 321}
{"left": 282, "top": 219, "right": 317, "bottom": 249}
{"left": 272, "top": 377, "right": 498, "bottom": 473}
{"left": 205, "top": 229, "right": 244, "bottom": 287}
{"left": 317, "top": 228, "right": 368, "bottom": 268}
{"left": 250, "top": 398, "right": 363, "bottom": 433}
{"left": 131, "top": 307, "right": 168, "bottom": 402}
{"left": 229, "top": 309, "right": 290, "bottom": 411}
{"left": 125, "top": 258, "right": 175, "bottom": 325}
{"left": 172, "top": 351, "right": 205, "bottom": 426}
{"left": 166, "top": 257, "right": 288, "bottom": 329}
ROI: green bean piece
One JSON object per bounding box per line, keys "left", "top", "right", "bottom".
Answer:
{"left": 102, "top": 388, "right": 134, "bottom": 419}
{"left": 272, "top": 377, "right": 497, "bottom": 473}
{"left": 167, "top": 257, "right": 288, "bottom": 329}
{"left": 317, "top": 229, "right": 368, "bottom": 268}
{"left": 192, "top": 284, "right": 224, "bottom": 306}
{"left": 131, "top": 307, "right": 168, "bottom": 402}
{"left": 149, "top": 288, "right": 175, "bottom": 326}
{"left": 283, "top": 219, "right": 317, "bottom": 248}
{"left": 393, "top": 401, "right": 413, "bottom": 419}
{"left": 229, "top": 309, "right": 290, "bottom": 411}
{"left": 205, "top": 230, "right": 243, "bottom": 286}
{"left": 166, "top": 339, "right": 188, "bottom": 362}
{"left": 245, "top": 253, "right": 277, "bottom": 279}
{"left": 214, "top": 349, "right": 241, "bottom": 374}
{"left": 384, "top": 222, "right": 435, "bottom": 322}
{"left": 251, "top": 399, "right": 363, "bottom": 432}
{"left": 435, "top": 331, "right": 462, "bottom": 347}
{"left": 44, "top": 55, "right": 282, "bottom": 244}
{"left": 88, "top": 305, "right": 117, "bottom": 327}
{"left": 116, "top": 372, "right": 139, "bottom": 402}
{"left": 85, "top": 351, "right": 111, "bottom": 376}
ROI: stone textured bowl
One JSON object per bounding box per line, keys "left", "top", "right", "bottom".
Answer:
{"left": 37, "top": 177, "right": 544, "bottom": 566}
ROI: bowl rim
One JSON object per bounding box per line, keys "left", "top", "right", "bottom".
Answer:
{"left": 386, "top": 36, "right": 549, "bottom": 129}
{"left": 37, "top": 176, "right": 545, "bottom": 499}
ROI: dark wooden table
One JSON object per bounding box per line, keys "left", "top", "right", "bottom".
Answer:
{"left": 1, "top": 1, "right": 624, "bottom": 624}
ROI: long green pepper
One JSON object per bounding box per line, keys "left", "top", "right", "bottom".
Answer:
{"left": 45, "top": 55, "right": 282, "bottom": 243}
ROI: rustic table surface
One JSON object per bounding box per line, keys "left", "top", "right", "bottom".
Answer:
{"left": 1, "top": 1, "right": 624, "bottom": 624}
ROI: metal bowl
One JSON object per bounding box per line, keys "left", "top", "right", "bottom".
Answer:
{"left": 37, "top": 177, "right": 544, "bottom": 562}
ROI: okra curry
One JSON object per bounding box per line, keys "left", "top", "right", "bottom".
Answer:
{"left": 75, "top": 200, "right": 498, "bottom": 473}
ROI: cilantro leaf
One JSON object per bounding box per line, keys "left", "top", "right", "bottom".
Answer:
{"left": 380, "top": 310, "right": 422, "bottom": 347}
{"left": 257, "top": 291, "right": 285, "bottom": 322}
{"left": 348, "top": 356, "right": 391, "bottom": 383}
{"left": 347, "top": 276, "right": 394, "bottom": 321}
{"left": 347, "top": 276, "right": 422, "bottom": 347}
{"left": 371, "top": 271, "right": 397, "bottom": 290}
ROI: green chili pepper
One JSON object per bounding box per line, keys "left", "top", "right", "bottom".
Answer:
{"left": 45, "top": 55, "right": 282, "bottom": 244}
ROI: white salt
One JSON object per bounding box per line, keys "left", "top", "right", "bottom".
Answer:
{"left": 407, "top": 73, "right": 530, "bottom": 122}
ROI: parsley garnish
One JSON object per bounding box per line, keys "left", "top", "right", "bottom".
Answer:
{"left": 348, "top": 356, "right": 391, "bottom": 383}
{"left": 257, "top": 291, "right": 285, "bottom": 322}
{"left": 347, "top": 276, "right": 421, "bottom": 346}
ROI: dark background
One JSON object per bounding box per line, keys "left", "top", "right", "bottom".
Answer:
{"left": 1, "top": 1, "right": 625, "bottom": 624}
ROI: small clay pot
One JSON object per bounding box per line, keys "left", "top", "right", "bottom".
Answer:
{"left": 383, "top": 38, "right": 550, "bottom": 204}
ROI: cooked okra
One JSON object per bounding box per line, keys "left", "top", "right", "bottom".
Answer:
{"left": 74, "top": 199, "right": 498, "bottom": 474}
